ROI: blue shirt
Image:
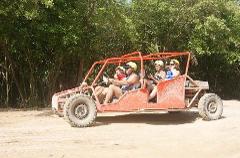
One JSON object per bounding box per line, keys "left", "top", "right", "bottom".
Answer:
{"left": 166, "top": 70, "right": 173, "bottom": 80}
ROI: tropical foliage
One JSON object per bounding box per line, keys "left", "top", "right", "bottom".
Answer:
{"left": 0, "top": 0, "right": 239, "bottom": 107}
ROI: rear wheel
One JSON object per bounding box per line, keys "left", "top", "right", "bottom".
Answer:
{"left": 198, "top": 93, "right": 223, "bottom": 120}
{"left": 64, "top": 94, "right": 97, "bottom": 127}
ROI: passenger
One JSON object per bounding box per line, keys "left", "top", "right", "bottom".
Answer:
{"left": 95, "top": 66, "right": 126, "bottom": 103}
{"left": 165, "top": 59, "right": 180, "bottom": 80}
{"left": 143, "top": 60, "right": 165, "bottom": 92}
{"left": 114, "top": 66, "right": 126, "bottom": 80}
{"left": 103, "top": 62, "right": 139, "bottom": 104}
{"left": 149, "top": 59, "right": 181, "bottom": 101}
{"left": 147, "top": 60, "right": 166, "bottom": 89}
{"left": 148, "top": 60, "right": 166, "bottom": 101}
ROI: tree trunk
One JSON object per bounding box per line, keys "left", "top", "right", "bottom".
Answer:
{"left": 77, "top": 58, "right": 84, "bottom": 84}
{"left": 0, "top": 53, "right": 11, "bottom": 107}
{"left": 46, "top": 53, "right": 64, "bottom": 104}
{"left": 5, "top": 55, "right": 9, "bottom": 107}
{"left": 25, "top": 48, "right": 37, "bottom": 105}
{"left": 1, "top": 40, "right": 26, "bottom": 105}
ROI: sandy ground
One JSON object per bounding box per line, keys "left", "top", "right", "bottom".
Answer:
{"left": 0, "top": 100, "right": 240, "bottom": 158}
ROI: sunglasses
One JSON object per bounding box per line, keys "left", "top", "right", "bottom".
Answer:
{"left": 124, "top": 65, "right": 131, "bottom": 69}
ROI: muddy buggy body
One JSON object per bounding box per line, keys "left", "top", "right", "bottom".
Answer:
{"left": 52, "top": 52, "right": 223, "bottom": 127}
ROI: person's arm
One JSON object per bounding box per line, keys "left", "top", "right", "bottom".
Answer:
{"left": 150, "top": 72, "right": 166, "bottom": 84}
{"left": 162, "top": 71, "right": 166, "bottom": 79}
{"left": 173, "top": 70, "right": 180, "bottom": 78}
{"left": 109, "top": 78, "right": 127, "bottom": 86}
{"left": 151, "top": 77, "right": 159, "bottom": 84}
{"left": 110, "top": 74, "right": 138, "bottom": 86}
{"left": 176, "top": 70, "right": 180, "bottom": 76}
{"left": 114, "top": 74, "right": 118, "bottom": 80}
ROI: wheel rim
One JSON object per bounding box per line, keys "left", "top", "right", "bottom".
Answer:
{"left": 74, "top": 104, "right": 89, "bottom": 119}
{"left": 207, "top": 101, "right": 218, "bottom": 113}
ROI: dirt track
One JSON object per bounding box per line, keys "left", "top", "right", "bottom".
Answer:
{"left": 1, "top": 100, "right": 240, "bottom": 158}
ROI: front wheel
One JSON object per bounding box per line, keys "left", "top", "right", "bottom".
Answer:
{"left": 64, "top": 94, "right": 97, "bottom": 127}
{"left": 198, "top": 93, "right": 223, "bottom": 120}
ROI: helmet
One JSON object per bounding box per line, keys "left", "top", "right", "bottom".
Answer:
{"left": 170, "top": 59, "right": 180, "bottom": 66}
{"left": 126, "top": 62, "right": 137, "bottom": 71}
{"left": 154, "top": 60, "right": 164, "bottom": 67}
{"left": 116, "top": 66, "right": 125, "bottom": 72}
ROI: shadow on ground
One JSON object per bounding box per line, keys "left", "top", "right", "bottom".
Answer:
{"left": 95, "top": 111, "right": 199, "bottom": 126}
{"left": 35, "top": 110, "right": 54, "bottom": 117}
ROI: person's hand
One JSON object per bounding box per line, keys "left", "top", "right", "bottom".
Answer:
{"left": 82, "top": 87, "right": 88, "bottom": 92}
{"left": 109, "top": 78, "right": 114, "bottom": 83}
{"left": 103, "top": 75, "right": 109, "bottom": 84}
{"left": 148, "top": 74, "right": 154, "bottom": 80}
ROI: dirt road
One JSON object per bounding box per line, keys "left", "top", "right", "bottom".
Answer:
{"left": 1, "top": 100, "right": 240, "bottom": 158}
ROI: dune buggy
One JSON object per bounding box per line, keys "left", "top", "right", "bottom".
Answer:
{"left": 52, "top": 51, "right": 223, "bottom": 127}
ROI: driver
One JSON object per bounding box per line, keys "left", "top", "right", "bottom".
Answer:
{"left": 95, "top": 66, "right": 126, "bottom": 103}
{"left": 103, "top": 62, "right": 139, "bottom": 104}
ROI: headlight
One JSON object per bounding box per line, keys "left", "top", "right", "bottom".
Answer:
{"left": 51, "top": 94, "right": 58, "bottom": 110}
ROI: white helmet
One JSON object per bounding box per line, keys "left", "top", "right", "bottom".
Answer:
{"left": 170, "top": 59, "right": 180, "bottom": 66}
{"left": 126, "top": 62, "right": 137, "bottom": 71}
{"left": 155, "top": 60, "right": 164, "bottom": 67}
{"left": 116, "top": 66, "right": 125, "bottom": 72}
